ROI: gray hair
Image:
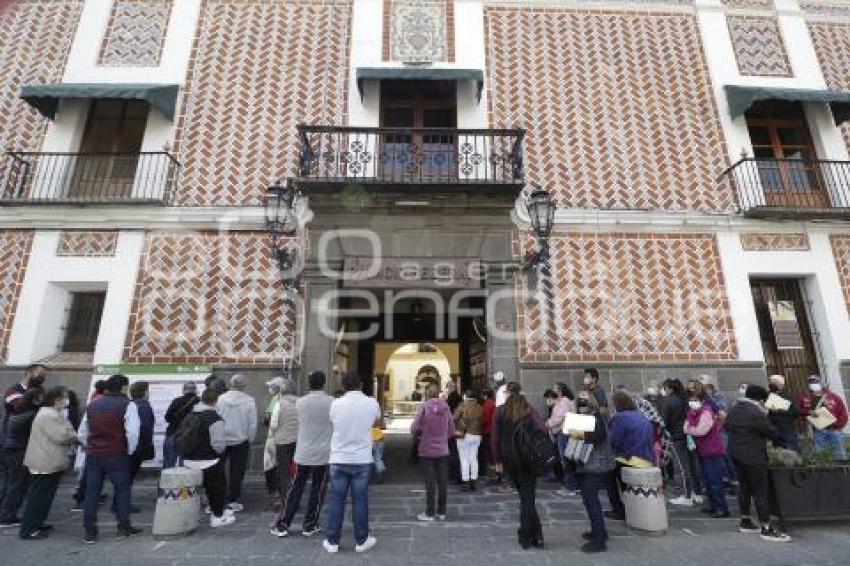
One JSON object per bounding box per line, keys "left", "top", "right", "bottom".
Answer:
{"left": 280, "top": 377, "right": 297, "bottom": 395}
{"left": 425, "top": 385, "right": 440, "bottom": 400}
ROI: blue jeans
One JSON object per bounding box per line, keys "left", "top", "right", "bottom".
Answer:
{"left": 84, "top": 454, "right": 131, "bottom": 535}
{"left": 372, "top": 442, "right": 386, "bottom": 475}
{"left": 698, "top": 455, "right": 728, "bottom": 513}
{"left": 578, "top": 473, "right": 607, "bottom": 541}
{"left": 324, "top": 463, "right": 371, "bottom": 546}
{"left": 813, "top": 429, "right": 847, "bottom": 460}
{"left": 162, "top": 435, "right": 180, "bottom": 469}
{"left": 557, "top": 433, "right": 579, "bottom": 491}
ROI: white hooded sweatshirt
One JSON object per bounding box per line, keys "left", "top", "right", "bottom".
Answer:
{"left": 216, "top": 390, "right": 258, "bottom": 446}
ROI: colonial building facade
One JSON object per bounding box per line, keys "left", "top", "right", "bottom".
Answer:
{"left": 2, "top": 0, "right": 850, "bottom": 411}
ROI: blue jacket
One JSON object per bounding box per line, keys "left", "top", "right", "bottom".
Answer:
{"left": 610, "top": 409, "right": 655, "bottom": 463}
{"left": 134, "top": 398, "right": 155, "bottom": 454}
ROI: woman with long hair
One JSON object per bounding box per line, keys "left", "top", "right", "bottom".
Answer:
{"left": 492, "top": 382, "right": 547, "bottom": 549}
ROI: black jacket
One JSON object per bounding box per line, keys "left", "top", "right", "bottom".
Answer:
{"left": 164, "top": 393, "right": 199, "bottom": 436}
{"left": 725, "top": 399, "right": 779, "bottom": 466}
{"left": 1, "top": 407, "right": 38, "bottom": 450}
{"left": 767, "top": 391, "right": 798, "bottom": 445}
{"left": 661, "top": 394, "right": 686, "bottom": 441}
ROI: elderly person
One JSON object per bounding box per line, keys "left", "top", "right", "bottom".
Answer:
{"left": 797, "top": 375, "right": 848, "bottom": 460}
{"left": 684, "top": 390, "right": 729, "bottom": 518}
{"left": 216, "top": 374, "right": 258, "bottom": 512}
{"left": 163, "top": 382, "right": 199, "bottom": 468}
{"left": 766, "top": 375, "right": 799, "bottom": 453}
{"left": 412, "top": 385, "right": 454, "bottom": 521}
{"left": 18, "top": 387, "right": 76, "bottom": 539}
{"left": 270, "top": 377, "right": 299, "bottom": 512}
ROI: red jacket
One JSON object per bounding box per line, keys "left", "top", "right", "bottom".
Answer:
{"left": 482, "top": 399, "right": 495, "bottom": 436}
{"left": 797, "top": 391, "right": 848, "bottom": 430}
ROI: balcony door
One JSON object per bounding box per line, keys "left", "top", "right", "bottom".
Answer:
{"left": 380, "top": 80, "right": 457, "bottom": 180}
{"left": 69, "top": 99, "right": 148, "bottom": 199}
{"left": 746, "top": 101, "right": 828, "bottom": 208}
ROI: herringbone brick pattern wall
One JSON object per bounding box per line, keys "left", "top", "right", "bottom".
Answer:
{"left": 517, "top": 233, "right": 737, "bottom": 362}
{"left": 98, "top": 0, "right": 173, "bottom": 67}
{"left": 124, "top": 232, "right": 299, "bottom": 364}
{"left": 56, "top": 231, "right": 119, "bottom": 257}
{"left": 740, "top": 233, "right": 810, "bottom": 251}
{"left": 801, "top": 1, "right": 850, "bottom": 16}
{"left": 0, "top": 0, "right": 83, "bottom": 154}
{"left": 727, "top": 16, "right": 792, "bottom": 77}
{"left": 173, "top": 0, "right": 352, "bottom": 206}
{"left": 830, "top": 235, "right": 850, "bottom": 319}
{"left": 485, "top": 9, "right": 731, "bottom": 212}
{"left": 807, "top": 22, "right": 850, "bottom": 151}
{"left": 0, "top": 231, "right": 33, "bottom": 363}
{"left": 722, "top": 0, "right": 773, "bottom": 8}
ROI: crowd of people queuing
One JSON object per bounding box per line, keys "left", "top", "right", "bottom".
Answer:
{"left": 0, "top": 363, "right": 847, "bottom": 555}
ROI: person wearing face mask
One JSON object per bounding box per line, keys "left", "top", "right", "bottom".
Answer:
{"left": 583, "top": 368, "right": 608, "bottom": 418}
{"left": 766, "top": 375, "right": 799, "bottom": 453}
{"left": 662, "top": 379, "right": 703, "bottom": 507}
{"left": 0, "top": 386, "right": 43, "bottom": 527}
{"left": 570, "top": 391, "right": 614, "bottom": 553}
{"left": 725, "top": 385, "right": 790, "bottom": 543}
{"left": 683, "top": 392, "right": 729, "bottom": 518}
{"left": 547, "top": 383, "right": 579, "bottom": 496}
{"left": 18, "top": 387, "right": 76, "bottom": 539}
{"left": 797, "top": 375, "right": 848, "bottom": 460}
{"left": 736, "top": 383, "right": 749, "bottom": 400}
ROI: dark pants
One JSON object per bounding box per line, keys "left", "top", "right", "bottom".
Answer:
{"left": 448, "top": 438, "right": 460, "bottom": 481}
{"left": 275, "top": 443, "right": 296, "bottom": 502}
{"left": 506, "top": 465, "right": 542, "bottom": 544}
{"left": 19, "top": 472, "right": 62, "bottom": 537}
{"left": 606, "top": 466, "right": 626, "bottom": 517}
{"left": 421, "top": 456, "right": 448, "bottom": 516}
{"left": 223, "top": 441, "right": 250, "bottom": 504}
{"left": 84, "top": 454, "right": 131, "bottom": 535}
{"left": 698, "top": 455, "right": 728, "bottom": 513}
{"left": 578, "top": 472, "right": 607, "bottom": 541}
{"left": 557, "top": 433, "right": 579, "bottom": 491}
{"left": 324, "top": 463, "right": 371, "bottom": 546}
{"left": 203, "top": 461, "right": 227, "bottom": 517}
{"left": 162, "top": 435, "right": 179, "bottom": 469}
{"left": 0, "top": 448, "right": 29, "bottom": 523}
{"left": 276, "top": 463, "right": 328, "bottom": 530}
{"left": 733, "top": 460, "right": 770, "bottom": 524}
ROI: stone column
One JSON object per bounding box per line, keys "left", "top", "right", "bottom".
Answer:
{"left": 299, "top": 262, "right": 340, "bottom": 392}
{"left": 485, "top": 262, "right": 521, "bottom": 384}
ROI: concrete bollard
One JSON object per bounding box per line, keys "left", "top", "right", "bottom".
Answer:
{"left": 152, "top": 467, "right": 203, "bottom": 539}
{"left": 621, "top": 466, "right": 668, "bottom": 534}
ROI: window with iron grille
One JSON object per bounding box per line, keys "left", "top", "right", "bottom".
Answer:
{"left": 61, "top": 292, "right": 106, "bottom": 353}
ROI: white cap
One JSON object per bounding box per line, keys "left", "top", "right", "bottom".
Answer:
{"left": 768, "top": 374, "right": 785, "bottom": 387}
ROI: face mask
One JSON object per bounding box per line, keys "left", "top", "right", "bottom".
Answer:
{"left": 63, "top": 399, "right": 69, "bottom": 409}
{"left": 810, "top": 384, "right": 822, "bottom": 393}
{"left": 577, "top": 404, "right": 591, "bottom": 414}
{"left": 268, "top": 388, "right": 278, "bottom": 396}
{"left": 688, "top": 401, "right": 702, "bottom": 411}
{"left": 546, "top": 399, "right": 554, "bottom": 406}
{"left": 29, "top": 375, "right": 45, "bottom": 388}
{"left": 583, "top": 376, "right": 593, "bottom": 386}
{"left": 738, "top": 387, "right": 747, "bottom": 397}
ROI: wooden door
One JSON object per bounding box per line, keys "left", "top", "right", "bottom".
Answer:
{"left": 750, "top": 278, "right": 821, "bottom": 397}
{"left": 746, "top": 101, "right": 828, "bottom": 208}
{"left": 70, "top": 99, "right": 149, "bottom": 198}
{"left": 62, "top": 292, "right": 106, "bottom": 353}
{"left": 379, "top": 81, "right": 457, "bottom": 180}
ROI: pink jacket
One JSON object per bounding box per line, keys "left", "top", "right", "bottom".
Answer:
{"left": 546, "top": 397, "right": 575, "bottom": 434}
{"left": 684, "top": 406, "right": 726, "bottom": 457}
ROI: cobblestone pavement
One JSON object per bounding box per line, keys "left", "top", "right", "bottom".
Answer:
{"left": 3, "top": 474, "right": 850, "bottom": 566}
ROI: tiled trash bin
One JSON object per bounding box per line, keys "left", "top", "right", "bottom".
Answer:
{"left": 152, "top": 467, "right": 203, "bottom": 539}
{"left": 621, "top": 466, "right": 668, "bottom": 533}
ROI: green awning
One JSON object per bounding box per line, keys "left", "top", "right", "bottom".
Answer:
{"left": 356, "top": 67, "right": 484, "bottom": 102}
{"left": 19, "top": 83, "right": 180, "bottom": 121}
{"left": 725, "top": 85, "right": 850, "bottom": 124}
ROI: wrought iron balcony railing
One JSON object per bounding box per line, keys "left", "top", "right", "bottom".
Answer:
{"left": 721, "top": 157, "right": 850, "bottom": 218}
{"left": 1, "top": 151, "right": 180, "bottom": 204}
{"left": 297, "top": 126, "right": 524, "bottom": 186}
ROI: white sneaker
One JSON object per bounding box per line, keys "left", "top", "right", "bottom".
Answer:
{"left": 270, "top": 526, "right": 289, "bottom": 538}
{"left": 227, "top": 502, "right": 244, "bottom": 512}
{"left": 223, "top": 508, "right": 235, "bottom": 518}
{"left": 691, "top": 494, "right": 705, "bottom": 505}
{"left": 204, "top": 506, "right": 212, "bottom": 514}
{"left": 417, "top": 513, "right": 435, "bottom": 522}
{"left": 210, "top": 514, "right": 236, "bottom": 528}
{"left": 355, "top": 535, "right": 377, "bottom": 553}
{"left": 436, "top": 514, "right": 447, "bottom": 521}
{"left": 302, "top": 526, "right": 321, "bottom": 537}
{"left": 323, "top": 539, "right": 339, "bottom": 553}
{"left": 670, "top": 496, "right": 693, "bottom": 506}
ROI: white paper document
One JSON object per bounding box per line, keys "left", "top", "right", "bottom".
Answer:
{"left": 562, "top": 412, "right": 597, "bottom": 433}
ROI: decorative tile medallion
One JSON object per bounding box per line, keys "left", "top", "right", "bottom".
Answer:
{"left": 727, "top": 16, "right": 792, "bottom": 77}
{"left": 0, "top": 231, "right": 34, "bottom": 363}
{"left": 740, "top": 233, "right": 810, "bottom": 251}
{"left": 485, "top": 8, "right": 732, "bottom": 212}
{"left": 98, "top": 0, "right": 173, "bottom": 67}
{"left": 391, "top": 2, "right": 446, "bottom": 63}
{"left": 518, "top": 233, "right": 737, "bottom": 363}
{"left": 56, "top": 231, "right": 119, "bottom": 257}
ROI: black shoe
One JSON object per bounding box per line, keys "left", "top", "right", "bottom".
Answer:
{"left": 519, "top": 539, "right": 531, "bottom": 550}
{"left": 581, "top": 539, "right": 607, "bottom": 553}
{"left": 71, "top": 501, "right": 83, "bottom": 512}
{"left": 470, "top": 480, "right": 477, "bottom": 492}
{"left": 20, "top": 528, "right": 49, "bottom": 540}
{"left": 0, "top": 517, "right": 21, "bottom": 527}
{"left": 84, "top": 533, "right": 97, "bottom": 545}
{"left": 582, "top": 531, "right": 609, "bottom": 541}
{"left": 531, "top": 536, "right": 544, "bottom": 548}
{"left": 739, "top": 518, "right": 760, "bottom": 533}
{"left": 710, "top": 510, "right": 731, "bottom": 519}
{"left": 38, "top": 524, "right": 54, "bottom": 532}
{"left": 115, "top": 525, "right": 143, "bottom": 540}
{"left": 701, "top": 506, "right": 716, "bottom": 514}
{"left": 603, "top": 511, "right": 625, "bottom": 521}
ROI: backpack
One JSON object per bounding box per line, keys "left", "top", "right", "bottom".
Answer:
{"left": 173, "top": 413, "right": 204, "bottom": 458}
{"left": 512, "top": 416, "right": 558, "bottom": 471}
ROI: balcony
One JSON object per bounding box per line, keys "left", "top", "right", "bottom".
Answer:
{"left": 722, "top": 158, "right": 850, "bottom": 220}
{"left": 297, "top": 126, "right": 524, "bottom": 196}
{"left": 0, "top": 152, "right": 179, "bottom": 205}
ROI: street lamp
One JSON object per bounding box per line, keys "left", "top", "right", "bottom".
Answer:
{"left": 524, "top": 186, "right": 556, "bottom": 269}
{"left": 264, "top": 179, "right": 300, "bottom": 287}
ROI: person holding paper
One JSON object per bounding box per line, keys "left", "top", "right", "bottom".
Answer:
{"left": 683, "top": 390, "right": 730, "bottom": 518}
{"left": 766, "top": 375, "right": 799, "bottom": 453}
{"left": 797, "top": 376, "right": 847, "bottom": 460}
